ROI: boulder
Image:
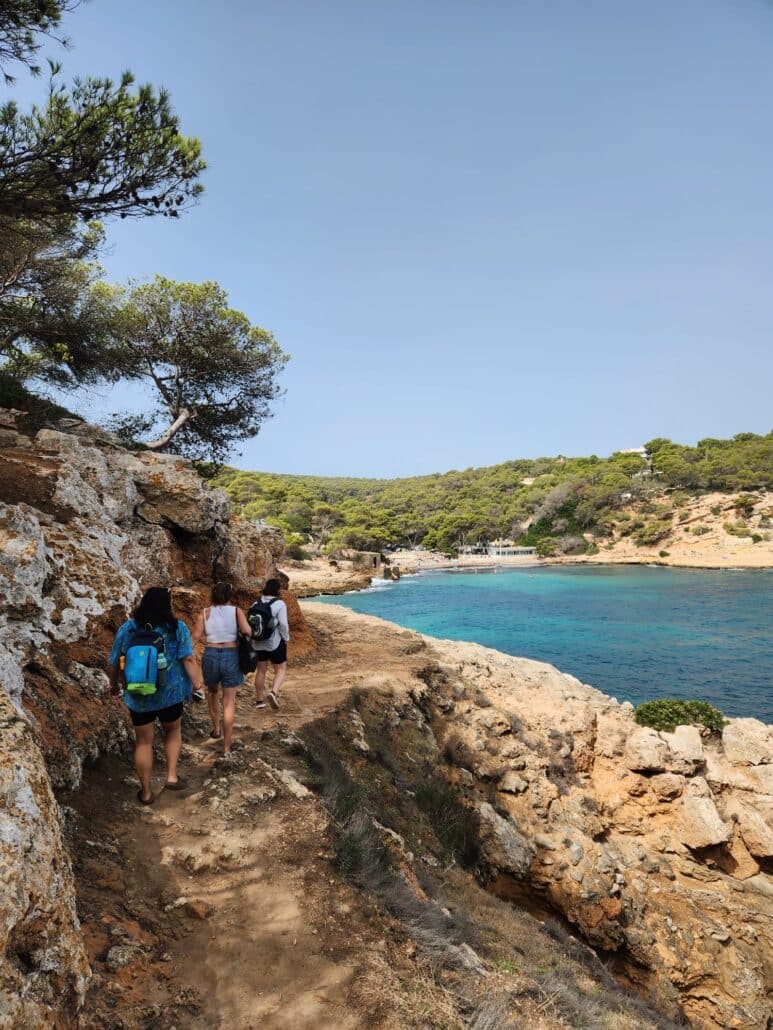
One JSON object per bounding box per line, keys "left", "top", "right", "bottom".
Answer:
{"left": 676, "top": 795, "right": 731, "bottom": 850}
{"left": 624, "top": 727, "right": 669, "bottom": 773}
{"left": 477, "top": 802, "right": 533, "bottom": 877}
{"left": 722, "top": 719, "right": 773, "bottom": 767}
{"left": 661, "top": 725, "right": 704, "bottom": 775}
{"left": 721, "top": 798, "right": 773, "bottom": 858}
{"left": 650, "top": 773, "right": 684, "bottom": 801}
{"left": 498, "top": 771, "right": 528, "bottom": 794}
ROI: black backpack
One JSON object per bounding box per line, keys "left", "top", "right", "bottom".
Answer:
{"left": 247, "top": 597, "right": 279, "bottom": 641}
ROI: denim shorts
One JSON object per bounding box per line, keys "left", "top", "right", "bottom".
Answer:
{"left": 202, "top": 647, "right": 243, "bottom": 689}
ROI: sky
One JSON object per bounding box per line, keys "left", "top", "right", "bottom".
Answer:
{"left": 13, "top": 0, "right": 773, "bottom": 476}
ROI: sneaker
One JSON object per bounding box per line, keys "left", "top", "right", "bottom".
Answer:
{"left": 268, "top": 691, "right": 280, "bottom": 710}
{"left": 255, "top": 697, "right": 267, "bottom": 709}
{"left": 193, "top": 689, "right": 205, "bottom": 703}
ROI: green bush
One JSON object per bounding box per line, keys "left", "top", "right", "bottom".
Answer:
{"left": 658, "top": 550, "right": 670, "bottom": 558}
{"left": 691, "top": 525, "right": 710, "bottom": 536}
{"left": 752, "top": 534, "right": 763, "bottom": 544}
{"left": 585, "top": 540, "right": 599, "bottom": 555}
{"left": 710, "top": 505, "right": 722, "bottom": 516}
{"left": 634, "top": 520, "right": 671, "bottom": 546}
{"left": 634, "top": 698, "right": 726, "bottom": 734}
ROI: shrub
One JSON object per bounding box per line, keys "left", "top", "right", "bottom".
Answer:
{"left": 678, "top": 510, "right": 690, "bottom": 522}
{"left": 414, "top": 778, "right": 480, "bottom": 866}
{"left": 634, "top": 520, "right": 671, "bottom": 546}
{"left": 752, "top": 534, "right": 763, "bottom": 544}
{"left": 634, "top": 698, "right": 726, "bottom": 734}
{"left": 710, "top": 505, "right": 721, "bottom": 516}
{"left": 658, "top": 550, "right": 670, "bottom": 558}
{"left": 585, "top": 541, "right": 599, "bottom": 555}
{"left": 691, "top": 525, "right": 710, "bottom": 535}
{"left": 284, "top": 532, "right": 310, "bottom": 560}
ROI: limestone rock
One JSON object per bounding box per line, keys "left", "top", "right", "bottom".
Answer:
{"left": 624, "top": 727, "right": 669, "bottom": 773}
{"left": 661, "top": 725, "right": 704, "bottom": 774}
{"left": 477, "top": 802, "right": 533, "bottom": 876}
{"left": 722, "top": 718, "right": 773, "bottom": 767}
{"left": 0, "top": 688, "right": 89, "bottom": 1025}
{"left": 499, "top": 771, "right": 528, "bottom": 794}
{"left": 721, "top": 798, "right": 773, "bottom": 858}
{"left": 676, "top": 795, "right": 731, "bottom": 850}
{"left": 650, "top": 773, "right": 684, "bottom": 801}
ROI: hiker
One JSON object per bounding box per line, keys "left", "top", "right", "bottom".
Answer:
{"left": 251, "top": 578, "right": 290, "bottom": 710}
{"left": 108, "top": 586, "right": 204, "bottom": 805}
{"left": 191, "top": 582, "right": 252, "bottom": 756}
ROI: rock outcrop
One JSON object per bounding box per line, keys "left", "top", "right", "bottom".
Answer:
{"left": 0, "top": 409, "right": 290, "bottom": 1026}
{"left": 335, "top": 632, "right": 773, "bottom": 1029}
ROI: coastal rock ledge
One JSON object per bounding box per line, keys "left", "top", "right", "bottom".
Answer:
{"left": 0, "top": 410, "right": 286, "bottom": 1026}
{"left": 313, "top": 603, "right": 773, "bottom": 1030}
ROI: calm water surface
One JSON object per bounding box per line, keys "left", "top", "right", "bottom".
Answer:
{"left": 314, "top": 566, "right": 773, "bottom": 722}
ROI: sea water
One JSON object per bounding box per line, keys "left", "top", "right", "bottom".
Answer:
{"left": 314, "top": 566, "right": 773, "bottom": 722}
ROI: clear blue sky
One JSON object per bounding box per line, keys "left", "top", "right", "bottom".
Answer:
{"left": 17, "top": 0, "right": 773, "bottom": 475}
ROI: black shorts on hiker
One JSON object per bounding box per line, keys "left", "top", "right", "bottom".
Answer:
{"left": 129, "top": 701, "right": 184, "bottom": 727}
{"left": 255, "top": 640, "right": 287, "bottom": 665}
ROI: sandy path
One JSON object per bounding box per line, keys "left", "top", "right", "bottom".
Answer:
{"left": 72, "top": 606, "right": 427, "bottom": 1029}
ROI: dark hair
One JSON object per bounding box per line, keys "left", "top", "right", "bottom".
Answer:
{"left": 212, "top": 582, "right": 233, "bottom": 605}
{"left": 133, "top": 586, "right": 178, "bottom": 630}
{"left": 263, "top": 578, "right": 282, "bottom": 598}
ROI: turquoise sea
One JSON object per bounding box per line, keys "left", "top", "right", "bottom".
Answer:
{"left": 315, "top": 566, "right": 773, "bottom": 723}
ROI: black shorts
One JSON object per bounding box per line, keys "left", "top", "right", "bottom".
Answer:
{"left": 129, "top": 701, "right": 184, "bottom": 727}
{"left": 255, "top": 640, "right": 287, "bottom": 665}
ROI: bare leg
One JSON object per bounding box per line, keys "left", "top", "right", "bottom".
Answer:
{"left": 207, "top": 685, "right": 221, "bottom": 735}
{"left": 255, "top": 663, "right": 268, "bottom": 702}
{"left": 222, "top": 687, "right": 237, "bottom": 754}
{"left": 271, "top": 661, "right": 287, "bottom": 697}
{"left": 161, "top": 717, "right": 182, "bottom": 784}
{"left": 134, "top": 723, "right": 155, "bottom": 801}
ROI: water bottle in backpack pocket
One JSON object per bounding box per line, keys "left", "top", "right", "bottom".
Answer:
{"left": 123, "top": 625, "right": 167, "bottom": 695}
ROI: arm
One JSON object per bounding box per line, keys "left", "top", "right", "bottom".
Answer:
{"left": 190, "top": 610, "right": 206, "bottom": 647}
{"left": 237, "top": 607, "right": 252, "bottom": 635}
{"left": 106, "top": 624, "right": 126, "bottom": 697}
{"left": 183, "top": 654, "right": 205, "bottom": 693}
{"left": 277, "top": 600, "right": 290, "bottom": 642}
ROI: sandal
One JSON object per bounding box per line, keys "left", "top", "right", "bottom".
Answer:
{"left": 164, "top": 777, "right": 187, "bottom": 791}
{"left": 208, "top": 729, "right": 222, "bottom": 740}
{"left": 136, "top": 790, "right": 155, "bottom": 806}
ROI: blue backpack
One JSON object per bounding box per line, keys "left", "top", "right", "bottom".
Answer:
{"left": 122, "top": 624, "right": 167, "bottom": 696}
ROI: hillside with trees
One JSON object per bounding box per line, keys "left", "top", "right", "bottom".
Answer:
{"left": 213, "top": 432, "right": 773, "bottom": 557}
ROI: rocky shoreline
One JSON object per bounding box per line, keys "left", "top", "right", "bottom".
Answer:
{"left": 302, "top": 601, "right": 773, "bottom": 1028}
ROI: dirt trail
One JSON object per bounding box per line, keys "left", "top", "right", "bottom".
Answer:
{"left": 69, "top": 606, "right": 428, "bottom": 1029}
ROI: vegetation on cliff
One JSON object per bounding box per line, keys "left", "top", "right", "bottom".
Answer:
{"left": 213, "top": 431, "right": 773, "bottom": 554}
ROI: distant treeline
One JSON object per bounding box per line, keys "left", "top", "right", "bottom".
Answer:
{"left": 213, "top": 433, "right": 773, "bottom": 555}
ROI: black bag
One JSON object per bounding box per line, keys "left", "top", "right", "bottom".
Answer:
{"left": 232, "top": 607, "right": 260, "bottom": 674}
{"left": 247, "top": 598, "right": 278, "bottom": 641}
{"left": 237, "top": 632, "right": 260, "bottom": 673}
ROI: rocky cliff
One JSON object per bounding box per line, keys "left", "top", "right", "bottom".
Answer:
{"left": 0, "top": 409, "right": 288, "bottom": 1027}
{"left": 303, "top": 604, "right": 773, "bottom": 1029}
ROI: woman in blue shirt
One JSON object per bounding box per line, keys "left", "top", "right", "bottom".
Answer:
{"left": 108, "top": 586, "right": 205, "bottom": 805}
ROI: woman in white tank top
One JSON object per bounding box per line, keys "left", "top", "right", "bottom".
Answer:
{"left": 192, "top": 582, "right": 252, "bottom": 756}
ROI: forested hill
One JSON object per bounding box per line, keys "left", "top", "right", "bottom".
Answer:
{"left": 212, "top": 432, "right": 773, "bottom": 556}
